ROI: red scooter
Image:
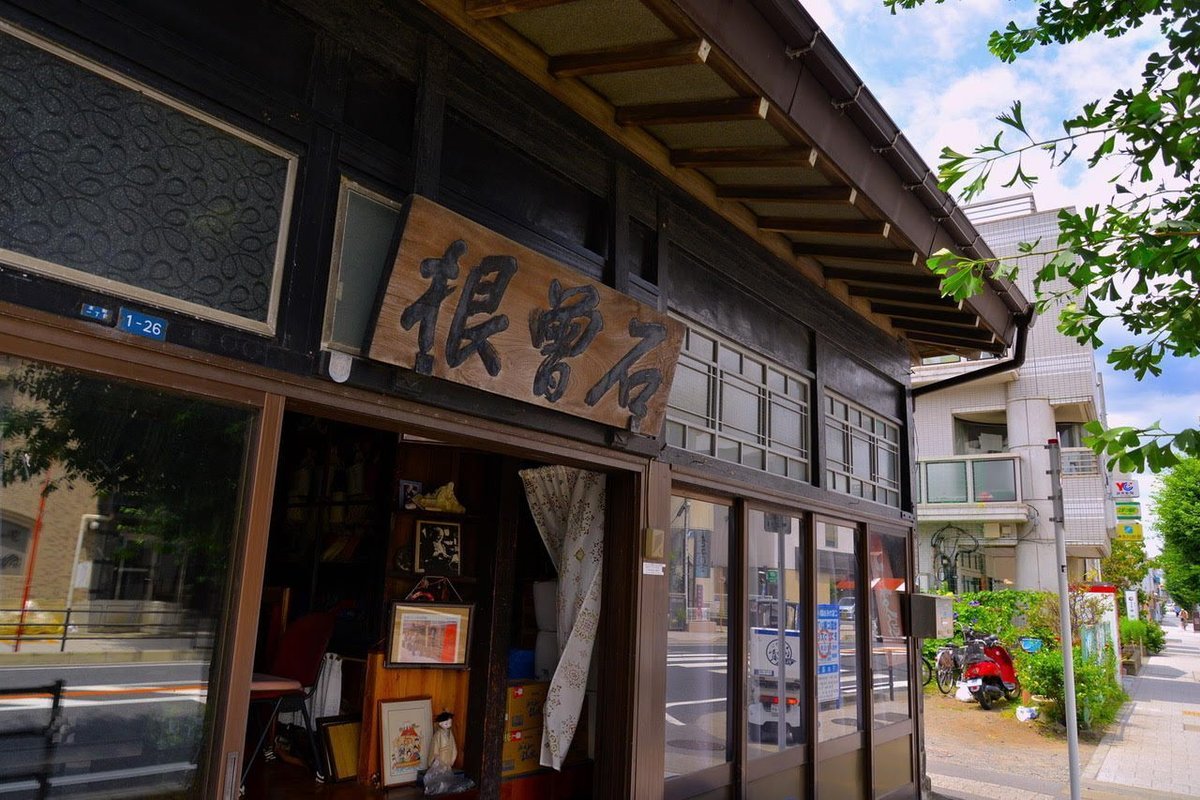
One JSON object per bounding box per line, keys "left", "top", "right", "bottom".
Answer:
{"left": 961, "top": 629, "right": 1020, "bottom": 710}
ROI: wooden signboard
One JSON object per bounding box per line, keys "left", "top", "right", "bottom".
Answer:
{"left": 368, "top": 196, "right": 684, "bottom": 433}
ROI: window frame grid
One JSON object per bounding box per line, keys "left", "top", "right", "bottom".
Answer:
{"left": 666, "top": 324, "right": 810, "bottom": 481}
{"left": 823, "top": 393, "right": 901, "bottom": 508}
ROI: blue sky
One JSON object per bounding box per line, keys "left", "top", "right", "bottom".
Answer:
{"left": 802, "top": 1, "right": 1195, "bottom": 553}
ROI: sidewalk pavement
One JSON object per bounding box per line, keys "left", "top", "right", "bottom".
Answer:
{"left": 930, "top": 611, "right": 1200, "bottom": 800}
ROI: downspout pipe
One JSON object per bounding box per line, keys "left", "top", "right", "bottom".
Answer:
{"left": 910, "top": 311, "right": 1032, "bottom": 398}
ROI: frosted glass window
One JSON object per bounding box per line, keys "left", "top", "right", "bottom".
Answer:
{"left": 325, "top": 182, "right": 403, "bottom": 353}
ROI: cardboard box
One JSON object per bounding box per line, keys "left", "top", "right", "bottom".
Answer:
{"left": 500, "top": 727, "right": 542, "bottom": 778}
{"left": 504, "top": 681, "right": 548, "bottom": 732}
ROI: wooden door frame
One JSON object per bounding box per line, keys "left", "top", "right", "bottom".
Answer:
{"left": 0, "top": 302, "right": 652, "bottom": 798}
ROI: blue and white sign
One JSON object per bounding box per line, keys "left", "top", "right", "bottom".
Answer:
{"left": 116, "top": 307, "right": 168, "bottom": 341}
{"left": 816, "top": 603, "right": 841, "bottom": 703}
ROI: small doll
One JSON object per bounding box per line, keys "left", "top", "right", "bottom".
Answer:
{"left": 429, "top": 711, "right": 457, "bottom": 769}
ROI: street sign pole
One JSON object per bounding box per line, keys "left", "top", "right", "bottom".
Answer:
{"left": 1048, "top": 439, "right": 1081, "bottom": 800}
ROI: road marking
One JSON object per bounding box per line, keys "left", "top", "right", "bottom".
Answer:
{"left": 666, "top": 697, "right": 727, "bottom": 709}
{"left": 665, "top": 713, "right": 685, "bottom": 726}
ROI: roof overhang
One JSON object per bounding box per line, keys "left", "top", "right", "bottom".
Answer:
{"left": 421, "top": 0, "right": 1032, "bottom": 357}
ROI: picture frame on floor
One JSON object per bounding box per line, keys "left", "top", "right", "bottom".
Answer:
{"left": 316, "top": 714, "right": 360, "bottom": 783}
{"left": 378, "top": 697, "right": 432, "bottom": 787}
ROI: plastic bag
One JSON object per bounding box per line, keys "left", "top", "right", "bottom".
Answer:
{"left": 1016, "top": 706, "right": 1039, "bottom": 722}
{"left": 954, "top": 684, "right": 973, "bottom": 702}
{"left": 423, "top": 761, "right": 476, "bottom": 796}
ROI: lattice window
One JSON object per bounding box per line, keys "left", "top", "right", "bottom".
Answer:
{"left": 665, "top": 324, "right": 809, "bottom": 481}
{"left": 824, "top": 393, "right": 900, "bottom": 507}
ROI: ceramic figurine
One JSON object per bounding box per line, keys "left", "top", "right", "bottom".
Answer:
{"left": 414, "top": 482, "right": 466, "bottom": 514}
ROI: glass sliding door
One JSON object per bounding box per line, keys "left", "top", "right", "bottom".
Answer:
{"left": 869, "top": 529, "right": 911, "bottom": 727}
{"left": 0, "top": 355, "right": 255, "bottom": 798}
{"left": 746, "top": 509, "right": 805, "bottom": 756}
{"left": 815, "top": 519, "right": 861, "bottom": 743}
{"left": 664, "top": 496, "right": 732, "bottom": 781}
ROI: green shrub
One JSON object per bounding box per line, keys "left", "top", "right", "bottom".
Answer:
{"left": 1119, "top": 618, "right": 1148, "bottom": 648}
{"left": 919, "top": 589, "right": 1057, "bottom": 658}
{"left": 1017, "top": 645, "right": 1127, "bottom": 728}
{"left": 1143, "top": 618, "right": 1166, "bottom": 654}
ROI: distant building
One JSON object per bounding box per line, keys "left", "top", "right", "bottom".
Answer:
{"left": 912, "top": 195, "right": 1117, "bottom": 592}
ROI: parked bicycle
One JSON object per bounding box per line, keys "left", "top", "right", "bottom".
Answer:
{"left": 934, "top": 640, "right": 964, "bottom": 694}
{"left": 920, "top": 653, "right": 934, "bottom": 687}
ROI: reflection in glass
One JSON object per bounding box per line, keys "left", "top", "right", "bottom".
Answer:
{"left": 816, "top": 521, "right": 861, "bottom": 742}
{"left": 746, "top": 510, "right": 805, "bottom": 757}
{"left": 924, "top": 461, "right": 968, "bottom": 503}
{"left": 0, "top": 356, "right": 253, "bottom": 797}
{"left": 972, "top": 459, "right": 1017, "bottom": 502}
{"left": 869, "top": 531, "right": 911, "bottom": 726}
{"left": 664, "top": 497, "right": 730, "bottom": 779}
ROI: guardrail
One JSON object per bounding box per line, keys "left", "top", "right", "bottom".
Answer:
{"left": 0, "top": 606, "right": 212, "bottom": 653}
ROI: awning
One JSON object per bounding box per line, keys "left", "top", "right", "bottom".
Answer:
{"left": 419, "top": 0, "right": 1031, "bottom": 357}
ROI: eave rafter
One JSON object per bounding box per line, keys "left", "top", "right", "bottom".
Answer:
{"left": 549, "top": 38, "right": 712, "bottom": 78}
{"left": 440, "top": 0, "right": 1010, "bottom": 355}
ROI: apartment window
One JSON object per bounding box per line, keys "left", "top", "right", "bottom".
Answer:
{"left": 1057, "top": 423, "right": 1085, "bottom": 448}
{"left": 954, "top": 419, "right": 1008, "bottom": 454}
{"left": 824, "top": 394, "right": 900, "bottom": 507}
{"left": 666, "top": 325, "right": 810, "bottom": 480}
{"left": 0, "top": 516, "right": 32, "bottom": 575}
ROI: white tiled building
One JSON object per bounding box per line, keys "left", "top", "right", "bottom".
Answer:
{"left": 911, "top": 195, "right": 1116, "bottom": 592}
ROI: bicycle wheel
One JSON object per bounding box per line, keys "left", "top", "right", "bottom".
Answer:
{"left": 935, "top": 651, "right": 956, "bottom": 694}
{"left": 921, "top": 656, "right": 933, "bottom": 687}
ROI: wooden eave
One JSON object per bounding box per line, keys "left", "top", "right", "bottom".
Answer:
{"left": 417, "top": 0, "right": 1029, "bottom": 358}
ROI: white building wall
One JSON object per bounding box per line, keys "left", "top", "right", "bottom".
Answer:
{"left": 913, "top": 197, "right": 1115, "bottom": 593}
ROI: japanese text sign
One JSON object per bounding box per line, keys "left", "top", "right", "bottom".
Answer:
{"left": 368, "top": 196, "right": 684, "bottom": 433}
{"left": 1115, "top": 522, "right": 1143, "bottom": 542}
{"left": 1114, "top": 501, "right": 1141, "bottom": 520}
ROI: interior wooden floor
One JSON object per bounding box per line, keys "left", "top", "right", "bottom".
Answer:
{"left": 242, "top": 756, "right": 591, "bottom": 799}
{"left": 242, "top": 759, "right": 479, "bottom": 799}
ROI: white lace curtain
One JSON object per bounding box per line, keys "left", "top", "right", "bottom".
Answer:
{"left": 518, "top": 465, "right": 605, "bottom": 770}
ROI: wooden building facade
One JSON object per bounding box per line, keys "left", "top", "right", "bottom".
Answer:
{"left": 0, "top": 1, "right": 1029, "bottom": 799}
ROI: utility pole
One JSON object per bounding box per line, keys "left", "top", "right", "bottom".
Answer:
{"left": 1048, "top": 439, "right": 1081, "bottom": 800}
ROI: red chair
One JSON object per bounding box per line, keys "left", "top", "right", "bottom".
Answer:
{"left": 241, "top": 610, "right": 337, "bottom": 788}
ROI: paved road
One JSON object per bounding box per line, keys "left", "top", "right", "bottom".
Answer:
{"left": 0, "top": 661, "right": 208, "bottom": 796}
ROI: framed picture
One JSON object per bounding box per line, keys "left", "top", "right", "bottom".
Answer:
{"left": 378, "top": 697, "right": 432, "bottom": 787}
{"left": 316, "top": 714, "right": 360, "bottom": 783}
{"left": 398, "top": 479, "right": 423, "bottom": 511}
{"left": 414, "top": 520, "right": 461, "bottom": 576}
{"left": 386, "top": 601, "right": 474, "bottom": 668}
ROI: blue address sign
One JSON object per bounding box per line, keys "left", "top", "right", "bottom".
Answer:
{"left": 116, "top": 307, "right": 168, "bottom": 341}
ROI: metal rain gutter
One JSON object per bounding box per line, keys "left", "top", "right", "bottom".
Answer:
{"left": 910, "top": 310, "right": 1032, "bottom": 398}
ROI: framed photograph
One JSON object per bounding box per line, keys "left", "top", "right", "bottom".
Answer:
{"left": 378, "top": 697, "right": 431, "bottom": 787}
{"left": 316, "top": 714, "right": 360, "bottom": 783}
{"left": 414, "top": 520, "right": 461, "bottom": 576}
{"left": 398, "top": 479, "right": 423, "bottom": 511}
{"left": 386, "top": 601, "right": 474, "bottom": 668}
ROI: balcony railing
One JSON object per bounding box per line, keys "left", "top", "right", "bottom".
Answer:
{"left": 1061, "top": 447, "right": 1100, "bottom": 476}
{"left": 917, "top": 454, "right": 1021, "bottom": 505}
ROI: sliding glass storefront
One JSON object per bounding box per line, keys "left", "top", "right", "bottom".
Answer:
{"left": 0, "top": 355, "right": 254, "bottom": 797}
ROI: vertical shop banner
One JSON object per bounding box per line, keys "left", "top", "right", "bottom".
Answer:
{"left": 1125, "top": 589, "right": 1139, "bottom": 619}
{"left": 368, "top": 196, "right": 684, "bottom": 433}
{"left": 816, "top": 604, "right": 841, "bottom": 703}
